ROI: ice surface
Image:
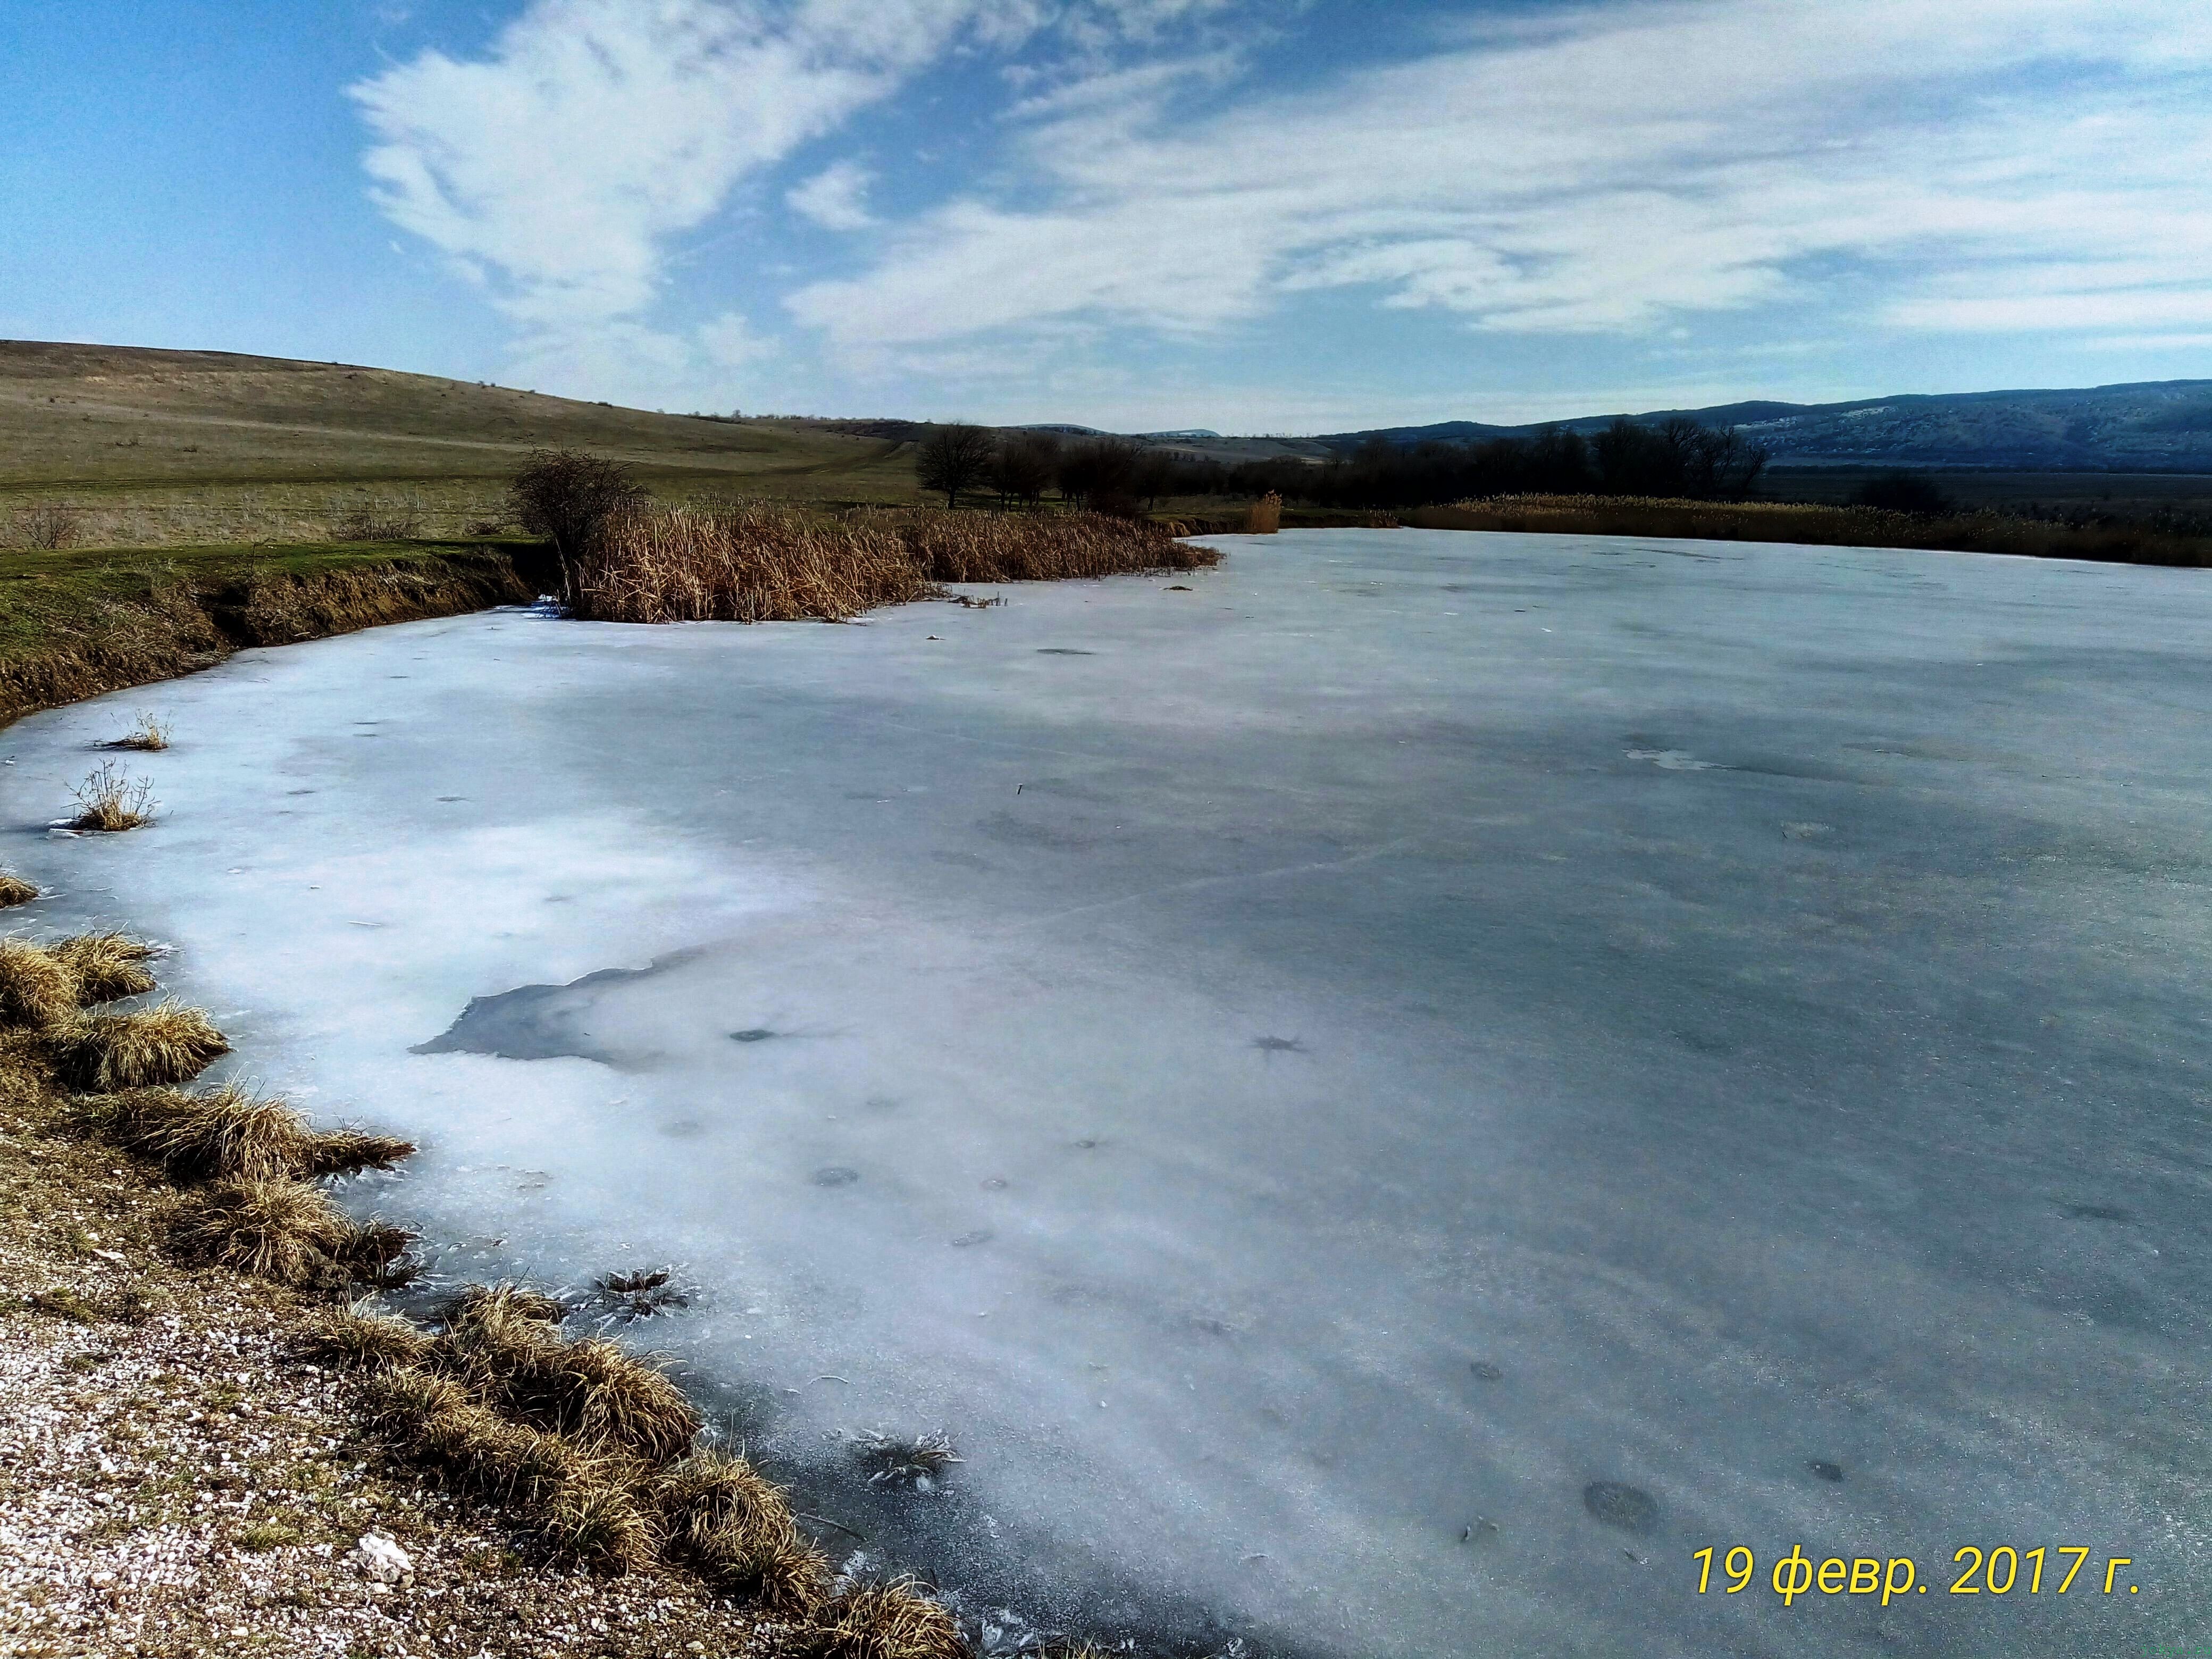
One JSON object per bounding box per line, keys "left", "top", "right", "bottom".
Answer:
{"left": 7, "top": 531, "right": 2210, "bottom": 1656}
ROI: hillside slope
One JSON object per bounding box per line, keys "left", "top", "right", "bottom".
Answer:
{"left": 1314, "top": 379, "right": 2212, "bottom": 470}
{"left": 0, "top": 340, "right": 917, "bottom": 504}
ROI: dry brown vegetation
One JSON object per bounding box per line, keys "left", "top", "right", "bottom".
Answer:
{"left": 103, "top": 709, "right": 172, "bottom": 751}
{"left": 1244, "top": 492, "right": 1283, "bottom": 535}
{"left": 0, "top": 544, "right": 546, "bottom": 731}
{"left": 66, "top": 759, "right": 157, "bottom": 831}
{"left": 1407, "top": 493, "right": 2212, "bottom": 566}
{"left": 57, "top": 1000, "right": 231, "bottom": 1091}
{"left": 0, "top": 873, "right": 39, "bottom": 909}
{"left": 0, "top": 917, "right": 1136, "bottom": 1655}
{"left": 571, "top": 503, "right": 1220, "bottom": 624}
{"left": 47, "top": 931, "right": 160, "bottom": 1002}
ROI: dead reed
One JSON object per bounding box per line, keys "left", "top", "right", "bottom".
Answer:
{"left": 0, "top": 874, "right": 38, "bottom": 909}
{"left": 1244, "top": 491, "right": 1283, "bottom": 535}
{"left": 573, "top": 504, "right": 930, "bottom": 623}
{"left": 878, "top": 509, "right": 1218, "bottom": 584}
{"left": 570, "top": 504, "right": 1220, "bottom": 624}
{"left": 68, "top": 760, "right": 157, "bottom": 832}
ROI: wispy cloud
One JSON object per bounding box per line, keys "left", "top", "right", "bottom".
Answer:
{"left": 786, "top": 160, "right": 878, "bottom": 231}
{"left": 789, "top": 0, "right": 2212, "bottom": 357}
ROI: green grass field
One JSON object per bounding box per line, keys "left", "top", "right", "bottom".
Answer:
{"left": 0, "top": 340, "right": 926, "bottom": 548}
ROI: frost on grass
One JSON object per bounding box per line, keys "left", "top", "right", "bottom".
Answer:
{"left": 850, "top": 1429, "right": 963, "bottom": 1493}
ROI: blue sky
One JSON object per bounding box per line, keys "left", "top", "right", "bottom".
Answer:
{"left": 4, "top": 1, "right": 2210, "bottom": 432}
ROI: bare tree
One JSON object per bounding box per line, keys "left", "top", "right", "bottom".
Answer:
{"left": 988, "top": 432, "right": 1060, "bottom": 506}
{"left": 13, "top": 501, "right": 82, "bottom": 550}
{"left": 915, "top": 423, "right": 996, "bottom": 508}
{"left": 507, "top": 450, "right": 649, "bottom": 589}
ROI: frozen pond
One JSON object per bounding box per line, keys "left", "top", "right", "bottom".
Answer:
{"left": 6, "top": 529, "right": 2209, "bottom": 1657}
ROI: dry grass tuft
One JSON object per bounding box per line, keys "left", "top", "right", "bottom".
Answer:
{"left": 0, "top": 873, "right": 39, "bottom": 909}
{"left": 570, "top": 504, "right": 1220, "bottom": 624}
{"left": 95, "top": 1083, "right": 415, "bottom": 1183}
{"left": 172, "top": 1176, "right": 363, "bottom": 1286}
{"left": 803, "top": 1578, "right": 971, "bottom": 1659}
{"left": 303, "top": 1302, "right": 437, "bottom": 1371}
{"left": 437, "top": 1287, "right": 698, "bottom": 1462}
{"left": 68, "top": 760, "right": 158, "bottom": 832}
{"left": 444, "top": 1283, "right": 567, "bottom": 1331}
{"left": 0, "top": 939, "right": 80, "bottom": 1028}
{"left": 1244, "top": 491, "right": 1283, "bottom": 535}
{"left": 495, "top": 1336, "right": 703, "bottom": 1465}
{"left": 360, "top": 1364, "right": 660, "bottom": 1570}
{"left": 58, "top": 1000, "right": 231, "bottom": 1090}
{"left": 298, "top": 1125, "right": 418, "bottom": 1176}
{"left": 105, "top": 1084, "right": 309, "bottom": 1182}
{"left": 48, "top": 932, "right": 160, "bottom": 1003}
{"left": 654, "top": 1452, "right": 827, "bottom": 1616}
{"left": 538, "top": 1473, "right": 664, "bottom": 1574}
{"left": 104, "top": 710, "right": 173, "bottom": 751}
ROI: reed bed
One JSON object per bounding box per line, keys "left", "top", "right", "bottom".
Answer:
{"left": 571, "top": 504, "right": 1219, "bottom": 624}
{"left": 1409, "top": 494, "right": 2212, "bottom": 566}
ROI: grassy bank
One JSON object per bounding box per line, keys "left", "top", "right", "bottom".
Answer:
{"left": 1404, "top": 495, "right": 2212, "bottom": 566}
{"left": 0, "top": 927, "right": 1054, "bottom": 1657}
{"left": 0, "top": 539, "right": 552, "bottom": 727}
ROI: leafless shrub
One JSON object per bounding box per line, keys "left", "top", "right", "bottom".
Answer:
{"left": 508, "top": 450, "right": 650, "bottom": 593}
{"left": 68, "top": 761, "right": 157, "bottom": 831}
{"left": 329, "top": 497, "right": 424, "bottom": 541}
{"left": 12, "top": 501, "right": 82, "bottom": 550}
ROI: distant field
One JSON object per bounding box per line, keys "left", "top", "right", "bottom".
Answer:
{"left": 0, "top": 340, "right": 925, "bottom": 547}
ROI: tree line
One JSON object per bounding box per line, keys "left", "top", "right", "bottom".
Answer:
{"left": 917, "top": 415, "right": 1771, "bottom": 512}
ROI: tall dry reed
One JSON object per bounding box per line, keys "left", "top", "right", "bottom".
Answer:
{"left": 571, "top": 504, "right": 1219, "bottom": 624}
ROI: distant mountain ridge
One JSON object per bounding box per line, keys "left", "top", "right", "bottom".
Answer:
{"left": 1309, "top": 380, "right": 2212, "bottom": 472}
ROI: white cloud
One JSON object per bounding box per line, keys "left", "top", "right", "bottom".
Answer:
{"left": 700, "top": 311, "right": 778, "bottom": 366}
{"left": 787, "top": 0, "right": 2212, "bottom": 354}
{"left": 786, "top": 160, "right": 877, "bottom": 231}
